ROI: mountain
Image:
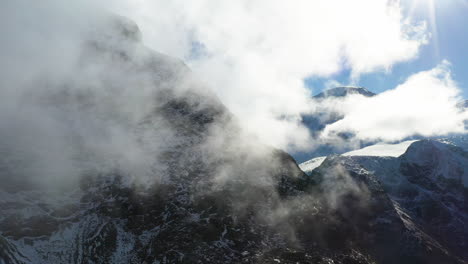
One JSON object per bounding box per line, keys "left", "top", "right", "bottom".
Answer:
{"left": 1, "top": 16, "right": 466, "bottom": 264}
{"left": 301, "top": 139, "right": 468, "bottom": 263}
{"left": 0, "top": 15, "right": 321, "bottom": 263}
{"left": 0, "top": 15, "right": 365, "bottom": 264}
{"left": 314, "top": 87, "right": 376, "bottom": 99}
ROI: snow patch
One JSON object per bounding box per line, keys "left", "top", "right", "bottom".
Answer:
{"left": 299, "top": 156, "right": 326, "bottom": 174}
{"left": 343, "top": 140, "right": 417, "bottom": 157}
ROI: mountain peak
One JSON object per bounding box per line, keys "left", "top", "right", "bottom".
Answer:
{"left": 314, "top": 86, "right": 375, "bottom": 98}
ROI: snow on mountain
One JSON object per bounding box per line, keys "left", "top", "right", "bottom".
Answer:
{"left": 342, "top": 140, "right": 417, "bottom": 157}
{"left": 301, "top": 138, "right": 468, "bottom": 187}
{"left": 299, "top": 140, "right": 416, "bottom": 174}
{"left": 298, "top": 156, "right": 326, "bottom": 174}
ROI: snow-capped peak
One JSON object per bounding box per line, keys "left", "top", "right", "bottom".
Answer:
{"left": 314, "top": 86, "right": 375, "bottom": 98}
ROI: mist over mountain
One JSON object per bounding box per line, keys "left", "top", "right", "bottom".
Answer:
{"left": 0, "top": 14, "right": 308, "bottom": 263}
{"left": 0, "top": 2, "right": 467, "bottom": 264}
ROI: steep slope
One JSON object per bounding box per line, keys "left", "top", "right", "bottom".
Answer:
{"left": 307, "top": 139, "right": 468, "bottom": 263}
{"left": 401, "top": 140, "right": 468, "bottom": 187}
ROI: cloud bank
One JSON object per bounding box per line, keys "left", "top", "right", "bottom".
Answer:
{"left": 111, "top": 0, "right": 428, "bottom": 150}
{"left": 2, "top": 0, "right": 464, "bottom": 159}
{"left": 320, "top": 61, "right": 467, "bottom": 142}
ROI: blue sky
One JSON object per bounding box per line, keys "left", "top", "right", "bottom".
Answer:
{"left": 306, "top": 0, "right": 468, "bottom": 98}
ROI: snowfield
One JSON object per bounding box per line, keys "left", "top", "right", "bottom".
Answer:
{"left": 342, "top": 140, "right": 417, "bottom": 157}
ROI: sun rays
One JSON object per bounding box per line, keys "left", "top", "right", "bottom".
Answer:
{"left": 405, "top": 0, "right": 439, "bottom": 57}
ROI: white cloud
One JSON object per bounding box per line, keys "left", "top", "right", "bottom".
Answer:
{"left": 6, "top": 0, "right": 459, "bottom": 153}
{"left": 321, "top": 61, "right": 467, "bottom": 141}
{"left": 110, "top": 0, "right": 428, "bottom": 150}
{"left": 1, "top": 0, "right": 465, "bottom": 187}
